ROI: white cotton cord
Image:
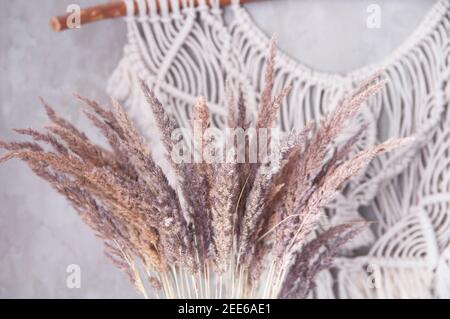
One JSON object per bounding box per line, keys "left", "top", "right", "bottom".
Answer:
{"left": 231, "top": 0, "right": 240, "bottom": 8}
{"left": 159, "top": 0, "right": 171, "bottom": 22}
{"left": 136, "top": 0, "right": 148, "bottom": 22}
{"left": 184, "top": 0, "right": 194, "bottom": 10}
{"left": 147, "top": 0, "right": 160, "bottom": 23}
{"left": 154, "top": 5, "right": 177, "bottom": 50}
{"left": 123, "top": 0, "right": 136, "bottom": 22}
{"left": 107, "top": 0, "right": 450, "bottom": 299}
{"left": 197, "top": 0, "right": 208, "bottom": 12}
{"left": 136, "top": 0, "right": 148, "bottom": 23}
{"left": 209, "top": 0, "right": 221, "bottom": 16}
{"left": 143, "top": 1, "right": 164, "bottom": 65}
{"left": 170, "top": 0, "right": 182, "bottom": 19}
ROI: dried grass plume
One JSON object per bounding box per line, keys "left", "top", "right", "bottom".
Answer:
{"left": 0, "top": 38, "right": 412, "bottom": 299}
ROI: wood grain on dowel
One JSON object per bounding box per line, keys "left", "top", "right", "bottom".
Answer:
{"left": 50, "top": 0, "right": 261, "bottom": 32}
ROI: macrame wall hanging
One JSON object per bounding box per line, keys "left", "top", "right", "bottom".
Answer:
{"left": 106, "top": 0, "right": 450, "bottom": 298}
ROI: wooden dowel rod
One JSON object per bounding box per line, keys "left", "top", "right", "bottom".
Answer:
{"left": 51, "top": 0, "right": 261, "bottom": 32}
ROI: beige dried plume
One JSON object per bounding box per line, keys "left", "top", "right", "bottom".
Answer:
{"left": 0, "top": 37, "right": 413, "bottom": 299}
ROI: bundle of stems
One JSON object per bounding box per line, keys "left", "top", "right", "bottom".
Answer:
{"left": 0, "top": 39, "right": 411, "bottom": 298}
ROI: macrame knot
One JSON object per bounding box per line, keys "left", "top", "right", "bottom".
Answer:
{"left": 136, "top": 0, "right": 148, "bottom": 23}
{"left": 123, "top": 0, "right": 136, "bottom": 22}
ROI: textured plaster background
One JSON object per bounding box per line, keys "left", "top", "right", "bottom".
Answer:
{"left": 0, "top": 0, "right": 437, "bottom": 298}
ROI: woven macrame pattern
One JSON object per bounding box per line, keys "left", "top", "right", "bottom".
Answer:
{"left": 108, "top": 0, "right": 450, "bottom": 298}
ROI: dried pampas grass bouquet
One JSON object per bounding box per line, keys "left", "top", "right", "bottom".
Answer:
{"left": 0, "top": 39, "right": 411, "bottom": 299}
